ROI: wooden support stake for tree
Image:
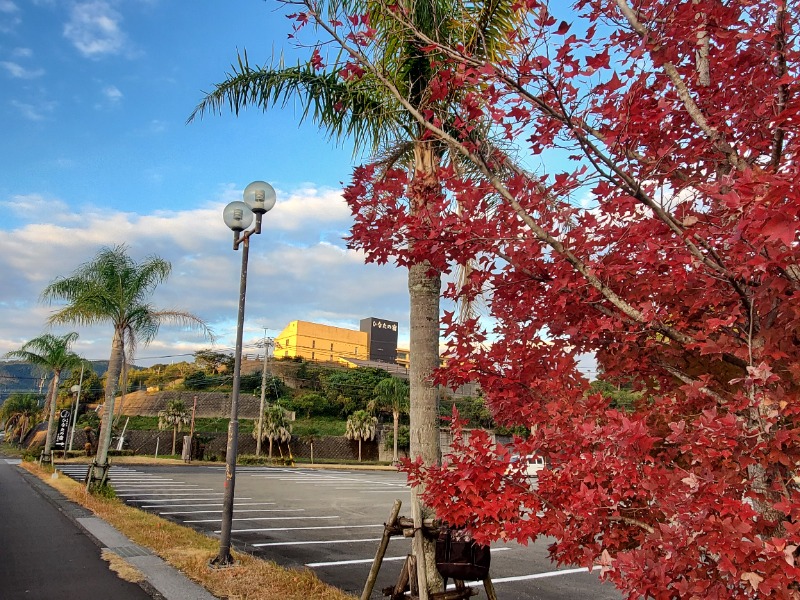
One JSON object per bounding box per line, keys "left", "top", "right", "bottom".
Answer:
{"left": 483, "top": 577, "right": 498, "bottom": 600}
{"left": 408, "top": 554, "right": 419, "bottom": 597}
{"left": 361, "top": 499, "right": 402, "bottom": 600}
{"left": 411, "top": 488, "right": 430, "bottom": 600}
{"left": 384, "top": 555, "right": 411, "bottom": 600}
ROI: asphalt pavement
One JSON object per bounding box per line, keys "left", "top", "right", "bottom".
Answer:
{"left": 0, "top": 457, "right": 216, "bottom": 600}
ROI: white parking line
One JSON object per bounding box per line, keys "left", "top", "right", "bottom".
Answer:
{"left": 252, "top": 538, "right": 383, "bottom": 547}
{"left": 225, "top": 524, "right": 384, "bottom": 533}
{"left": 306, "top": 547, "right": 511, "bottom": 568}
{"left": 131, "top": 496, "right": 236, "bottom": 503}
{"left": 187, "top": 515, "right": 338, "bottom": 523}
{"left": 115, "top": 486, "right": 200, "bottom": 491}
{"left": 159, "top": 508, "right": 301, "bottom": 515}
{"left": 116, "top": 491, "right": 218, "bottom": 497}
{"left": 141, "top": 500, "right": 261, "bottom": 508}
{"left": 307, "top": 555, "right": 407, "bottom": 567}
{"left": 457, "top": 566, "right": 602, "bottom": 587}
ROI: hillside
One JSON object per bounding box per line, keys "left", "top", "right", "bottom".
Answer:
{"left": 113, "top": 389, "right": 265, "bottom": 420}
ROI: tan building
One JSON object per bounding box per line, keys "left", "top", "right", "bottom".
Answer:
{"left": 274, "top": 320, "right": 368, "bottom": 364}
{"left": 395, "top": 348, "right": 410, "bottom": 370}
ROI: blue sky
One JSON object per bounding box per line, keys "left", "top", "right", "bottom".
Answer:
{"left": 0, "top": 0, "right": 597, "bottom": 381}
{"left": 0, "top": 0, "right": 410, "bottom": 366}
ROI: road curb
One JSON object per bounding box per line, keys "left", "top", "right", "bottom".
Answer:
{"left": 14, "top": 462, "right": 218, "bottom": 600}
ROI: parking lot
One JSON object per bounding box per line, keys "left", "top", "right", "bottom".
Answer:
{"left": 57, "top": 463, "right": 622, "bottom": 600}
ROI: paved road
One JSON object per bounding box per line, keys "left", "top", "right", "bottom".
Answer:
{"left": 0, "top": 459, "right": 154, "bottom": 600}
{"left": 58, "top": 463, "right": 623, "bottom": 600}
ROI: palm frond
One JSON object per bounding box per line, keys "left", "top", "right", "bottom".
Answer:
{"left": 189, "top": 52, "right": 408, "bottom": 156}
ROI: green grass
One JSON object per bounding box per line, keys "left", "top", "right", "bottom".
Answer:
{"left": 292, "top": 416, "right": 346, "bottom": 437}
{"left": 122, "top": 416, "right": 254, "bottom": 434}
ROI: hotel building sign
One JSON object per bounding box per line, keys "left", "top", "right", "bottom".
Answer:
{"left": 360, "top": 317, "right": 398, "bottom": 364}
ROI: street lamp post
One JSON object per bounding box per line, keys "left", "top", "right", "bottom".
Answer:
{"left": 212, "top": 181, "right": 276, "bottom": 567}
{"left": 68, "top": 364, "right": 85, "bottom": 453}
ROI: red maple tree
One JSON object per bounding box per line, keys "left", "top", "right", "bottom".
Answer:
{"left": 290, "top": 0, "right": 799, "bottom": 597}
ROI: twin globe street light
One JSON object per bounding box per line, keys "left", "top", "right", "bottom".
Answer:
{"left": 213, "top": 180, "right": 276, "bottom": 567}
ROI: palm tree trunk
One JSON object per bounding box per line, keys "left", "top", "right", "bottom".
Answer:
{"left": 43, "top": 372, "right": 61, "bottom": 458}
{"left": 95, "top": 328, "right": 124, "bottom": 474}
{"left": 408, "top": 140, "right": 442, "bottom": 467}
{"left": 268, "top": 437, "right": 274, "bottom": 459}
{"left": 358, "top": 438, "right": 362, "bottom": 462}
{"left": 172, "top": 424, "right": 178, "bottom": 455}
{"left": 408, "top": 140, "right": 444, "bottom": 595}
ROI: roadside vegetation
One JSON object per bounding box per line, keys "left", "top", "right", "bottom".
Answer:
{"left": 20, "top": 460, "right": 355, "bottom": 600}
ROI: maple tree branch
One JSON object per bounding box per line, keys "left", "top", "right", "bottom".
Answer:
{"left": 608, "top": 515, "right": 655, "bottom": 534}
{"left": 770, "top": 3, "right": 789, "bottom": 170}
{"left": 657, "top": 363, "right": 729, "bottom": 403}
{"left": 614, "top": 0, "right": 743, "bottom": 171}
{"left": 692, "top": 0, "right": 710, "bottom": 87}
{"left": 305, "top": 2, "right": 753, "bottom": 373}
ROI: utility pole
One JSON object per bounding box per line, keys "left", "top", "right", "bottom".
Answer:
{"left": 255, "top": 329, "right": 272, "bottom": 457}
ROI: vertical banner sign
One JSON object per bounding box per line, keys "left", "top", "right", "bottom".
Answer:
{"left": 53, "top": 409, "right": 71, "bottom": 450}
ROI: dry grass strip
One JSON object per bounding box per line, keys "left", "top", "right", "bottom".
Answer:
{"left": 22, "top": 462, "right": 356, "bottom": 600}
{"left": 101, "top": 548, "right": 146, "bottom": 583}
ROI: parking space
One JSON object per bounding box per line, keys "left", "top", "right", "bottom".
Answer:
{"left": 57, "top": 464, "right": 621, "bottom": 600}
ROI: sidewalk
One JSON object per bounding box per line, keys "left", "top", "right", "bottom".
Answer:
{"left": 0, "top": 458, "right": 218, "bottom": 600}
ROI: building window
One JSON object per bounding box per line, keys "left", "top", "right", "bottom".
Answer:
{"left": 330, "top": 354, "right": 333, "bottom": 361}
{"left": 312, "top": 340, "right": 316, "bottom": 349}
{"left": 355, "top": 347, "right": 358, "bottom": 356}
{"left": 312, "top": 352, "right": 315, "bottom": 360}
{"left": 330, "top": 343, "right": 334, "bottom": 351}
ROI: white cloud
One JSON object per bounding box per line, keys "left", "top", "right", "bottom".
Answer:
{"left": 63, "top": 1, "right": 128, "bottom": 58}
{"left": 0, "top": 185, "right": 409, "bottom": 366}
{"left": 1, "top": 193, "right": 70, "bottom": 217}
{"left": 0, "top": 0, "right": 19, "bottom": 28}
{"left": 10, "top": 99, "right": 56, "bottom": 120}
{"left": 0, "top": 61, "right": 43, "bottom": 79}
{"left": 102, "top": 84, "right": 122, "bottom": 102}
{"left": 12, "top": 47, "right": 32, "bottom": 58}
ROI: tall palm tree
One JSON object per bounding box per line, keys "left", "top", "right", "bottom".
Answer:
{"left": 253, "top": 403, "right": 292, "bottom": 459}
{"left": 5, "top": 332, "right": 85, "bottom": 460}
{"left": 346, "top": 409, "right": 379, "bottom": 462}
{"left": 372, "top": 377, "right": 410, "bottom": 463}
{"left": 41, "top": 245, "right": 211, "bottom": 482}
{"left": 158, "top": 398, "right": 190, "bottom": 455}
{"left": 190, "top": 0, "right": 517, "bottom": 470}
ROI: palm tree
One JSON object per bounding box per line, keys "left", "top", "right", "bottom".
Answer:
{"left": 191, "top": 4, "right": 517, "bottom": 587}
{"left": 5, "top": 332, "right": 85, "bottom": 460}
{"left": 253, "top": 404, "right": 292, "bottom": 459}
{"left": 346, "top": 409, "right": 378, "bottom": 462}
{"left": 0, "top": 393, "right": 41, "bottom": 445}
{"left": 41, "top": 245, "right": 211, "bottom": 483}
{"left": 158, "top": 399, "right": 190, "bottom": 455}
{"left": 372, "top": 377, "right": 410, "bottom": 463}
{"left": 189, "top": 0, "right": 517, "bottom": 470}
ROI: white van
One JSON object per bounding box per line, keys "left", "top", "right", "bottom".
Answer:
{"left": 508, "top": 454, "right": 546, "bottom": 477}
